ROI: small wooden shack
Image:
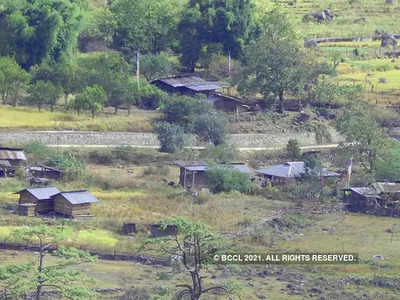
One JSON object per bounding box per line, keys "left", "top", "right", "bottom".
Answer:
{"left": 174, "top": 161, "right": 253, "bottom": 190}
{"left": 28, "top": 165, "right": 63, "bottom": 180}
{"left": 343, "top": 183, "right": 400, "bottom": 216}
{"left": 16, "top": 187, "right": 61, "bottom": 215}
{"left": 53, "top": 190, "right": 99, "bottom": 218}
{"left": 0, "top": 147, "right": 27, "bottom": 167}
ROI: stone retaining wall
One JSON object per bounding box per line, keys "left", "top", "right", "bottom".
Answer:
{"left": 0, "top": 129, "right": 344, "bottom": 148}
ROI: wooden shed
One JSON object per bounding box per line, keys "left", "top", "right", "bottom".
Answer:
{"left": 53, "top": 190, "right": 99, "bottom": 218}
{"left": 28, "top": 165, "right": 63, "bottom": 180}
{"left": 174, "top": 161, "right": 253, "bottom": 190}
{"left": 0, "top": 147, "right": 27, "bottom": 167}
{"left": 16, "top": 187, "right": 61, "bottom": 214}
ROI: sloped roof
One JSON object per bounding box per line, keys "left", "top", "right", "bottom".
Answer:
{"left": 55, "top": 190, "right": 99, "bottom": 205}
{"left": 0, "top": 160, "right": 11, "bottom": 167}
{"left": 154, "top": 76, "right": 224, "bottom": 92}
{"left": 256, "top": 161, "right": 340, "bottom": 178}
{"left": 348, "top": 187, "right": 380, "bottom": 198}
{"left": 372, "top": 182, "right": 400, "bottom": 194}
{"left": 17, "top": 187, "right": 61, "bottom": 200}
{"left": 174, "top": 161, "right": 253, "bottom": 174}
{"left": 0, "top": 147, "right": 26, "bottom": 161}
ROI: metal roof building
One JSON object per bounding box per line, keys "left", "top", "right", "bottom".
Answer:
{"left": 16, "top": 187, "right": 61, "bottom": 201}
{"left": 0, "top": 147, "right": 26, "bottom": 162}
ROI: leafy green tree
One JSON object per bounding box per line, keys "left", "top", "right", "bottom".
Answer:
{"left": 142, "top": 217, "right": 228, "bottom": 300}
{"left": 238, "top": 9, "right": 323, "bottom": 113}
{"left": 0, "top": 225, "right": 96, "bottom": 300}
{"left": 286, "top": 139, "right": 301, "bottom": 160}
{"left": 28, "top": 80, "right": 63, "bottom": 111}
{"left": 178, "top": 0, "right": 256, "bottom": 71}
{"left": 73, "top": 85, "right": 107, "bottom": 118}
{"left": 154, "top": 121, "right": 185, "bottom": 153}
{"left": 163, "top": 96, "right": 213, "bottom": 130}
{"left": 336, "top": 106, "right": 388, "bottom": 175}
{"left": 76, "top": 52, "right": 130, "bottom": 113}
{"left": 109, "top": 0, "right": 182, "bottom": 59}
{"left": 0, "top": 0, "right": 88, "bottom": 69}
{"left": 193, "top": 112, "right": 227, "bottom": 145}
{"left": 140, "top": 53, "right": 176, "bottom": 82}
{"left": 0, "top": 56, "right": 30, "bottom": 106}
{"left": 206, "top": 166, "right": 252, "bottom": 193}
{"left": 376, "top": 141, "right": 400, "bottom": 181}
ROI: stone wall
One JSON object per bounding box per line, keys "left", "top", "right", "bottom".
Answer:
{"left": 0, "top": 129, "right": 344, "bottom": 148}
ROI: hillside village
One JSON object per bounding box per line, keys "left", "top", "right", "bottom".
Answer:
{"left": 0, "top": 0, "right": 400, "bottom": 299}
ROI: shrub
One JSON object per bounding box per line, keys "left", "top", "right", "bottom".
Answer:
{"left": 193, "top": 112, "right": 227, "bottom": 145}
{"left": 23, "top": 142, "right": 54, "bottom": 162}
{"left": 205, "top": 166, "right": 252, "bottom": 194}
{"left": 46, "top": 151, "right": 86, "bottom": 179}
{"left": 286, "top": 139, "right": 301, "bottom": 160}
{"left": 200, "top": 143, "right": 238, "bottom": 163}
{"left": 154, "top": 122, "right": 185, "bottom": 153}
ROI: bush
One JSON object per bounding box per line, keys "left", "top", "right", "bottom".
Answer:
{"left": 193, "top": 112, "right": 227, "bottom": 145}
{"left": 46, "top": 151, "right": 86, "bottom": 180}
{"left": 286, "top": 139, "right": 301, "bottom": 160}
{"left": 154, "top": 122, "right": 186, "bottom": 153}
{"left": 200, "top": 143, "right": 238, "bottom": 163}
{"left": 205, "top": 166, "right": 252, "bottom": 194}
{"left": 23, "top": 142, "right": 54, "bottom": 162}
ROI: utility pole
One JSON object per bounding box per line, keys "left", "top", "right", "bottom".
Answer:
{"left": 136, "top": 51, "right": 140, "bottom": 89}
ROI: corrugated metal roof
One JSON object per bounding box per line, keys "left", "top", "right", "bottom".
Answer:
{"left": 372, "top": 182, "right": 400, "bottom": 193}
{"left": 17, "top": 187, "right": 61, "bottom": 200}
{"left": 256, "top": 161, "right": 339, "bottom": 178}
{"left": 156, "top": 76, "right": 223, "bottom": 91}
{"left": 175, "top": 161, "right": 253, "bottom": 174}
{"left": 56, "top": 190, "right": 99, "bottom": 205}
{"left": 0, "top": 160, "right": 11, "bottom": 167}
{"left": 349, "top": 187, "right": 379, "bottom": 197}
{"left": 0, "top": 148, "right": 26, "bottom": 161}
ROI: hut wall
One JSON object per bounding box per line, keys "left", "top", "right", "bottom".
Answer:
{"left": 54, "top": 196, "right": 92, "bottom": 217}
{"left": 18, "top": 192, "right": 54, "bottom": 213}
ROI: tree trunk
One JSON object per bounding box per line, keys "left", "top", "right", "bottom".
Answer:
{"left": 114, "top": 106, "right": 118, "bottom": 114}
{"left": 190, "top": 271, "right": 202, "bottom": 300}
{"left": 36, "top": 241, "right": 45, "bottom": 300}
{"left": 127, "top": 105, "right": 131, "bottom": 116}
{"left": 278, "top": 90, "right": 284, "bottom": 113}
{"left": 92, "top": 110, "right": 95, "bottom": 119}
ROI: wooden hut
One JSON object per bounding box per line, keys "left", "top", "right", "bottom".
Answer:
{"left": 174, "top": 161, "right": 253, "bottom": 190}
{"left": 28, "top": 165, "right": 63, "bottom": 180}
{"left": 0, "top": 147, "right": 27, "bottom": 167}
{"left": 53, "top": 190, "right": 99, "bottom": 218}
{"left": 16, "top": 187, "right": 60, "bottom": 214}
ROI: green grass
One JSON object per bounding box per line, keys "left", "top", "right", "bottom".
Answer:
{"left": 0, "top": 105, "right": 160, "bottom": 132}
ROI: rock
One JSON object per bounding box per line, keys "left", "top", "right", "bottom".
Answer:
{"left": 310, "top": 287, "right": 322, "bottom": 294}
{"left": 304, "top": 39, "right": 318, "bottom": 48}
{"left": 256, "top": 293, "right": 267, "bottom": 299}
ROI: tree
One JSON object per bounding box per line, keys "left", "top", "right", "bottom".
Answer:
{"left": 376, "top": 141, "right": 400, "bottom": 181}
{"left": 193, "top": 112, "right": 227, "bottom": 145}
{"left": 336, "top": 106, "right": 388, "bottom": 175}
{"left": 28, "top": 80, "right": 62, "bottom": 111}
{"left": 76, "top": 52, "right": 130, "bottom": 113}
{"left": 73, "top": 85, "right": 107, "bottom": 118}
{"left": 0, "top": 0, "right": 88, "bottom": 69}
{"left": 238, "top": 9, "right": 322, "bottom": 113}
{"left": 109, "top": 0, "right": 182, "bottom": 59}
{"left": 286, "top": 139, "right": 301, "bottom": 160}
{"left": 0, "top": 225, "right": 96, "bottom": 300}
{"left": 154, "top": 122, "right": 185, "bottom": 153}
{"left": 0, "top": 56, "right": 30, "bottom": 106}
{"left": 178, "top": 0, "right": 256, "bottom": 71}
{"left": 163, "top": 96, "right": 213, "bottom": 130}
{"left": 140, "top": 53, "right": 176, "bottom": 82}
{"left": 142, "top": 218, "right": 229, "bottom": 300}
{"left": 206, "top": 166, "right": 253, "bottom": 194}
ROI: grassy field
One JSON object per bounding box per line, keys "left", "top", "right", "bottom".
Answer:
{"left": 0, "top": 105, "right": 160, "bottom": 132}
